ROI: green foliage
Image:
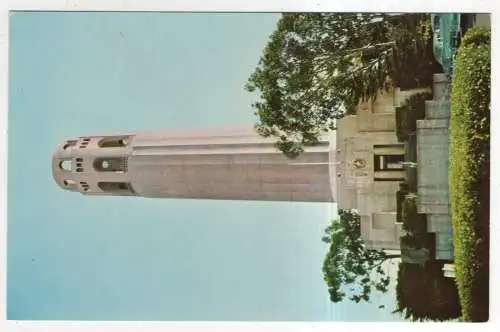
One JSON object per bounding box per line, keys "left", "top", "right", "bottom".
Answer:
{"left": 400, "top": 234, "right": 418, "bottom": 249}
{"left": 395, "top": 92, "right": 432, "bottom": 142}
{"left": 401, "top": 195, "right": 418, "bottom": 230}
{"left": 460, "top": 26, "right": 491, "bottom": 48}
{"left": 401, "top": 195, "right": 416, "bottom": 225}
{"left": 394, "top": 262, "right": 461, "bottom": 321}
{"left": 395, "top": 190, "right": 406, "bottom": 224}
{"left": 401, "top": 194, "right": 426, "bottom": 234}
{"left": 322, "top": 209, "right": 398, "bottom": 303}
{"left": 449, "top": 26, "right": 490, "bottom": 322}
{"left": 399, "top": 194, "right": 430, "bottom": 252}
{"left": 246, "top": 13, "right": 440, "bottom": 158}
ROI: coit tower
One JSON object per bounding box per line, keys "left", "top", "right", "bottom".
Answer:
{"left": 52, "top": 126, "right": 336, "bottom": 202}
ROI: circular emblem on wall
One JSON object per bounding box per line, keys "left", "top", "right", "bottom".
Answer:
{"left": 352, "top": 158, "right": 366, "bottom": 169}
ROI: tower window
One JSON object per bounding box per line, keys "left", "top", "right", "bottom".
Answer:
{"left": 80, "top": 181, "right": 90, "bottom": 191}
{"left": 79, "top": 139, "right": 90, "bottom": 149}
{"left": 63, "top": 140, "right": 77, "bottom": 150}
{"left": 98, "top": 182, "right": 135, "bottom": 194}
{"left": 63, "top": 179, "right": 76, "bottom": 186}
{"left": 93, "top": 157, "right": 128, "bottom": 172}
{"left": 98, "top": 136, "right": 130, "bottom": 148}
{"left": 59, "top": 160, "right": 73, "bottom": 171}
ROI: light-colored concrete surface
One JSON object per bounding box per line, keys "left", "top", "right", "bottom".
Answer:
{"left": 417, "top": 73, "right": 454, "bottom": 261}
{"left": 52, "top": 127, "right": 334, "bottom": 202}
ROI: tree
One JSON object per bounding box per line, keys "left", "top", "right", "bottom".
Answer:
{"left": 394, "top": 262, "right": 461, "bottom": 321}
{"left": 246, "top": 13, "right": 439, "bottom": 158}
{"left": 321, "top": 209, "right": 399, "bottom": 303}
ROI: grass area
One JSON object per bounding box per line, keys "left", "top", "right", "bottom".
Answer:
{"left": 449, "top": 27, "right": 490, "bottom": 322}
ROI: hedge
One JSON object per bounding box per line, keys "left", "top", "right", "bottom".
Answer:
{"left": 449, "top": 26, "right": 490, "bottom": 322}
{"left": 395, "top": 92, "right": 432, "bottom": 142}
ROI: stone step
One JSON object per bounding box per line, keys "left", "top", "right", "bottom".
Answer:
{"left": 417, "top": 204, "right": 450, "bottom": 214}
{"left": 427, "top": 215, "right": 453, "bottom": 233}
{"left": 436, "top": 249, "right": 454, "bottom": 261}
{"left": 417, "top": 119, "right": 449, "bottom": 129}
{"left": 436, "top": 232, "right": 454, "bottom": 249}
{"left": 425, "top": 100, "right": 451, "bottom": 119}
{"left": 433, "top": 73, "right": 451, "bottom": 101}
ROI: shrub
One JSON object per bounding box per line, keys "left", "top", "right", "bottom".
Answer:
{"left": 400, "top": 233, "right": 419, "bottom": 249}
{"left": 395, "top": 262, "right": 461, "bottom": 321}
{"left": 401, "top": 194, "right": 417, "bottom": 227}
{"left": 449, "top": 26, "right": 490, "bottom": 322}
{"left": 399, "top": 182, "right": 410, "bottom": 192}
{"left": 395, "top": 92, "right": 432, "bottom": 142}
{"left": 401, "top": 195, "right": 423, "bottom": 231}
{"left": 460, "top": 26, "right": 491, "bottom": 47}
{"left": 395, "top": 185, "right": 409, "bottom": 224}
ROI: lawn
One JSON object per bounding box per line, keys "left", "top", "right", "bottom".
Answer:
{"left": 449, "top": 27, "right": 490, "bottom": 322}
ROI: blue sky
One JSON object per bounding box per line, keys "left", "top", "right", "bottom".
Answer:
{"left": 8, "top": 11, "right": 403, "bottom": 322}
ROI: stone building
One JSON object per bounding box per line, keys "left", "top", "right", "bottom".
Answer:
{"left": 52, "top": 88, "right": 428, "bottom": 252}
{"left": 333, "top": 87, "right": 430, "bottom": 250}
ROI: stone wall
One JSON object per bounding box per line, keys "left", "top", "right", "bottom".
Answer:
{"left": 416, "top": 73, "right": 454, "bottom": 261}
{"left": 335, "top": 87, "right": 431, "bottom": 250}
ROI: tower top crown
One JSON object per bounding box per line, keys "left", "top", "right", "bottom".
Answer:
{"left": 52, "top": 134, "right": 135, "bottom": 195}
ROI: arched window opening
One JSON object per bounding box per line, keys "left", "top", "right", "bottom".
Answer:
{"left": 63, "top": 140, "right": 77, "bottom": 150}
{"left": 93, "top": 157, "right": 128, "bottom": 173}
{"left": 63, "top": 179, "right": 76, "bottom": 186}
{"left": 79, "top": 139, "right": 90, "bottom": 149}
{"left": 98, "top": 136, "right": 130, "bottom": 148}
{"left": 98, "top": 182, "right": 135, "bottom": 194}
{"left": 79, "top": 181, "right": 89, "bottom": 191}
{"left": 59, "top": 160, "right": 73, "bottom": 171}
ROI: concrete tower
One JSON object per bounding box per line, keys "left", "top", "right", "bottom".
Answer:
{"left": 52, "top": 127, "right": 335, "bottom": 202}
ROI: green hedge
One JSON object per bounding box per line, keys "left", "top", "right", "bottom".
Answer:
{"left": 395, "top": 92, "right": 432, "bottom": 142}
{"left": 449, "top": 26, "right": 490, "bottom": 322}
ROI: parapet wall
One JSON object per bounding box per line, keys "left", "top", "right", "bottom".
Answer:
{"left": 416, "top": 73, "right": 454, "bottom": 261}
